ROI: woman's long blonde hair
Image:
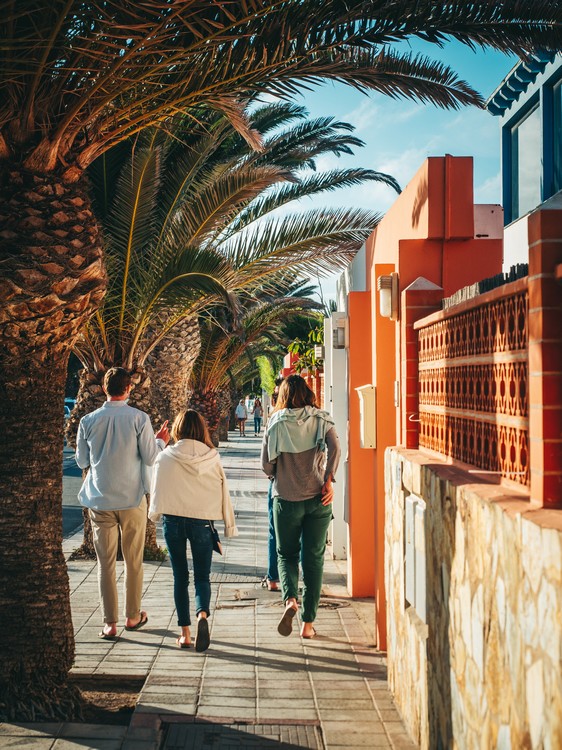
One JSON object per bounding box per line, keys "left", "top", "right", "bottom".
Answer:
{"left": 273, "top": 375, "right": 316, "bottom": 412}
{"left": 171, "top": 409, "right": 214, "bottom": 448}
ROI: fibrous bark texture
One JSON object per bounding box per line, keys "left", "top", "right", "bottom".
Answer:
{"left": 0, "top": 166, "right": 106, "bottom": 719}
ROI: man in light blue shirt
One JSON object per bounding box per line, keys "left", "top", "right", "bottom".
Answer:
{"left": 76, "top": 367, "right": 169, "bottom": 639}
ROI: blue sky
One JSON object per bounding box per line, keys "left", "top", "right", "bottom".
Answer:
{"left": 285, "top": 41, "right": 517, "bottom": 299}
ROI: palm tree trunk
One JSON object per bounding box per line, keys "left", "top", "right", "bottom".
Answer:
{"left": 143, "top": 317, "right": 201, "bottom": 423}
{"left": 186, "top": 388, "right": 222, "bottom": 445}
{"left": 64, "top": 370, "right": 105, "bottom": 449}
{"left": 0, "top": 358, "right": 82, "bottom": 719}
{"left": 0, "top": 166, "right": 106, "bottom": 719}
{"left": 217, "top": 386, "right": 236, "bottom": 442}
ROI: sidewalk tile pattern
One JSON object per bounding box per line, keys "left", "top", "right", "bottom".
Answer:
{"left": 1, "top": 433, "right": 416, "bottom": 750}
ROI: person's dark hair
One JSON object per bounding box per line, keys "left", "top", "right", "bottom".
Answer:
{"left": 103, "top": 367, "right": 131, "bottom": 397}
{"left": 274, "top": 374, "right": 316, "bottom": 411}
{"left": 171, "top": 409, "right": 214, "bottom": 448}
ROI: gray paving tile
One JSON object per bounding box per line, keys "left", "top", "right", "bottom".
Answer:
{"left": 0, "top": 740, "right": 55, "bottom": 749}
{"left": 324, "top": 736, "right": 391, "bottom": 749}
{"left": 322, "top": 720, "right": 388, "bottom": 733}
{"left": 162, "top": 722, "right": 322, "bottom": 749}
{"left": 0, "top": 724, "right": 61, "bottom": 737}
{"left": 121, "top": 741, "right": 157, "bottom": 750}
{"left": 137, "top": 703, "right": 196, "bottom": 714}
{"left": 63, "top": 435, "right": 415, "bottom": 749}
{"left": 52, "top": 740, "right": 123, "bottom": 750}
{"left": 59, "top": 724, "right": 126, "bottom": 739}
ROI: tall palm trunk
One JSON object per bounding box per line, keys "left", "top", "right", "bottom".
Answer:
{"left": 218, "top": 386, "right": 236, "bottom": 442}
{"left": 65, "top": 369, "right": 105, "bottom": 449}
{"left": 0, "top": 166, "right": 106, "bottom": 719}
{"left": 187, "top": 388, "right": 222, "bottom": 445}
{"left": 144, "top": 317, "right": 201, "bottom": 423}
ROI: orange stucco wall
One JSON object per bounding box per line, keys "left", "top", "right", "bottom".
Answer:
{"left": 371, "top": 263, "right": 395, "bottom": 650}
{"left": 347, "top": 292, "right": 376, "bottom": 598}
{"left": 348, "top": 156, "right": 503, "bottom": 650}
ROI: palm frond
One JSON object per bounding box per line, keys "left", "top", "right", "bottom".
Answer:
{"left": 222, "top": 208, "right": 382, "bottom": 283}
{"left": 190, "top": 295, "right": 320, "bottom": 391}
{"left": 229, "top": 168, "right": 399, "bottom": 235}
{"left": 5, "top": 0, "right": 561, "bottom": 171}
{"left": 248, "top": 101, "right": 309, "bottom": 135}
{"left": 97, "top": 141, "right": 161, "bottom": 328}
{"left": 172, "top": 164, "right": 294, "bottom": 246}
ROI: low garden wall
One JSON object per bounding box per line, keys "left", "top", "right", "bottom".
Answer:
{"left": 385, "top": 446, "right": 562, "bottom": 749}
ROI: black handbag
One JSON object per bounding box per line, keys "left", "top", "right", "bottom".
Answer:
{"left": 209, "top": 521, "right": 223, "bottom": 555}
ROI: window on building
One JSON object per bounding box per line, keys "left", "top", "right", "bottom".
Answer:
{"left": 511, "top": 105, "right": 541, "bottom": 220}
{"left": 554, "top": 81, "right": 562, "bottom": 195}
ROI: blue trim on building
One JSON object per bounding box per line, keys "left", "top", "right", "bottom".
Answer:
{"left": 486, "top": 52, "right": 556, "bottom": 117}
{"left": 501, "top": 125, "right": 512, "bottom": 223}
{"left": 489, "top": 54, "right": 562, "bottom": 225}
{"left": 542, "top": 85, "right": 554, "bottom": 201}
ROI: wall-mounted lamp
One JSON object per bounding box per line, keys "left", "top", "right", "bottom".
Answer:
{"left": 313, "top": 344, "right": 325, "bottom": 360}
{"left": 377, "top": 272, "right": 399, "bottom": 321}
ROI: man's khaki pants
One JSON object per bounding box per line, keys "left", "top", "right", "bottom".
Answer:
{"left": 89, "top": 497, "right": 147, "bottom": 624}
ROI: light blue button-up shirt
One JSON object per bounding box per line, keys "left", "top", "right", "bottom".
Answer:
{"left": 76, "top": 401, "right": 164, "bottom": 511}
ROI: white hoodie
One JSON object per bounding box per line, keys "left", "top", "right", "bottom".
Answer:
{"left": 148, "top": 439, "right": 238, "bottom": 537}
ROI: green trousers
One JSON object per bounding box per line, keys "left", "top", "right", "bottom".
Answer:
{"left": 273, "top": 495, "right": 332, "bottom": 623}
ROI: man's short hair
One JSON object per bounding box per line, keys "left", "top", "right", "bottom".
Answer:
{"left": 103, "top": 367, "right": 131, "bottom": 397}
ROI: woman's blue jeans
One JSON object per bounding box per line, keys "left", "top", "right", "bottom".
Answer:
{"left": 254, "top": 416, "right": 262, "bottom": 434}
{"left": 163, "top": 515, "right": 213, "bottom": 627}
{"left": 266, "top": 481, "right": 279, "bottom": 582}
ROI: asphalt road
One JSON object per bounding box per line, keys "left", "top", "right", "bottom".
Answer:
{"left": 63, "top": 450, "right": 84, "bottom": 538}
{"left": 63, "top": 506, "right": 84, "bottom": 538}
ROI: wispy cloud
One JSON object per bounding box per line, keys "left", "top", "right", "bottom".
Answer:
{"left": 475, "top": 173, "right": 501, "bottom": 204}
{"left": 342, "top": 97, "right": 423, "bottom": 134}
{"left": 341, "top": 99, "right": 380, "bottom": 132}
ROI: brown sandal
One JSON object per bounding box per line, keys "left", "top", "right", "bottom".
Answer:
{"left": 277, "top": 603, "right": 298, "bottom": 636}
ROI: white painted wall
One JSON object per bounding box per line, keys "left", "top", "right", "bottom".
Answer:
{"left": 503, "top": 214, "right": 529, "bottom": 270}
{"left": 323, "top": 312, "right": 348, "bottom": 560}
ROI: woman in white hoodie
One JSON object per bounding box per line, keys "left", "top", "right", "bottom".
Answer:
{"left": 149, "top": 410, "right": 238, "bottom": 651}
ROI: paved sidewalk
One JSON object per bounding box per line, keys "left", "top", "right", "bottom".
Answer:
{"left": 0, "top": 433, "right": 416, "bottom": 750}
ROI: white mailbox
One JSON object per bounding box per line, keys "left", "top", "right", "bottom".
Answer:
{"left": 355, "top": 384, "right": 376, "bottom": 449}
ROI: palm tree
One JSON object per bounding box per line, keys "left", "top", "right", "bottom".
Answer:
{"left": 1, "top": 0, "right": 561, "bottom": 720}
{"left": 69, "top": 106, "right": 394, "bottom": 427}
{"left": 65, "top": 106, "right": 391, "bottom": 557}
{"left": 187, "top": 279, "right": 322, "bottom": 441}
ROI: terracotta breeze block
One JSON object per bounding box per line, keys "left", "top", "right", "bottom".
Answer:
{"left": 400, "top": 283, "right": 443, "bottom": 448}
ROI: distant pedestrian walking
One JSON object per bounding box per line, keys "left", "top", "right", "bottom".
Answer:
{"left": 235, "top": 399, "right": 248, "bottom": 436}
{"left": 76, "top": 367, "right": 169, "bottom": 640}
{"left": 261, "top": 375, "right": 340, "bottom": 639}
{"left": 252, "top": 398, "right": 263, "bottom": 435}
{"left": 149, "top": 410, "right": 238, "bottom": 651}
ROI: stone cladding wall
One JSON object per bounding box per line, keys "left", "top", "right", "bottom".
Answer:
{"left": 385, "top": 447, "right": 562, "bottom": 750}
